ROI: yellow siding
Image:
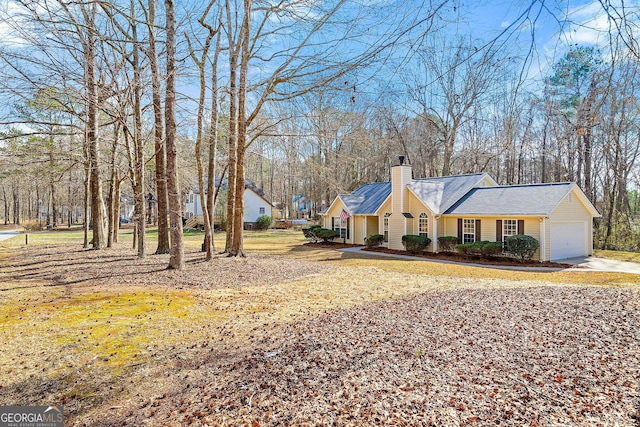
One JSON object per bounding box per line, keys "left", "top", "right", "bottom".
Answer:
{"left": 442, "top": 215, "right": 543, "bottom": 260}
{"left": 366, "top": 216, "right": 379, "bottom": 240}
{"left": 479, "top": 176, "right": 498, "bottom": 187}
{"left": 388, "top": 215, "right": 405, "bottom": 250}
{"left": 407, "top": 190, "right": 434, "bottom": 251}
{"left": 378, "top": 197, "right": 392, "bottom": 218}
{"left": 388, "top": 165, "right": 412, "bottom": 250}
{"left": 549, "top": 191, "right": 591, "bottom": 221}
{"left": 546, "top": 189, "right": 595, "bottom": 259}
{"left": 323, "top": 199, "right": 356, "bottom": 243}
{"left": 324, "top": 200, "right": 343, "bottom": 230}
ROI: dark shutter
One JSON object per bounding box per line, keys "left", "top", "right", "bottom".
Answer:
{"left": 457, "top": 218, "right": 463, "bottom": 243}
{"left": 517, "top": 220, "right": 525, "bottom": 235}
{"left": 496, "top": 220, "right": 502, "bottom": 242}
{"left": 331, "top": 217, "right": 335, "bottom": 230}
{"left": 475, "top": 219, "right": 482, "bottom": 242}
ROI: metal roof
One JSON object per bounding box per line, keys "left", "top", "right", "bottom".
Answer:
{"left": 408, "top": 173, "right": 491, "bottom": 214}
{"left": 340, "top": 182, "right": 391, "bottom": 215}
{"left": 444, "top": 182, "right": 578, "bottom": 215}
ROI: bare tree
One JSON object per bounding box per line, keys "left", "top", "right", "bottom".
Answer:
{"left": 145, "top": 0, "right": 170, "bottom": 255}
{"left": 165, "top": 0, "right": 184, "bottom": 269}
{"left": 186, "top": 1, "right": 221, "bottom": 260}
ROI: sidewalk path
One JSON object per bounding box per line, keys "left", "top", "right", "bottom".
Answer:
{"left": 337, "top": 246, "right": 640, "bottom": 275}
{"left": 0, "top": 230, "right": 21, "bottom": 243}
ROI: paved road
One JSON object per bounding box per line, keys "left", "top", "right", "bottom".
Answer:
{"left": 0, "top": 230, "right": 21, "bottom": 243}
{"left": 338, "top": 247, "right": 640, "bottom": 275}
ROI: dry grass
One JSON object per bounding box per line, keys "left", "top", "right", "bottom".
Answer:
{"left": 596, "top": 249, "right": 640, "bottom": 263}
{"left": 0, "top": 229, "right": 639, "bottom": 425}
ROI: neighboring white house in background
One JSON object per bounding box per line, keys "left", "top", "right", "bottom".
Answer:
{"left": 184, "top": 180, "right": 273, "bottom": 230}
{"left": 322, "top": 157, "right": 601, "bottom": 261}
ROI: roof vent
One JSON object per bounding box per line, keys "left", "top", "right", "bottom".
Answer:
{"left": 399, "top": 155, "right": 405, "bottom": 165}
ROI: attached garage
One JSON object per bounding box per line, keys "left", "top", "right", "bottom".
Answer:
{"left": 550, "top": 221, "right": 588, "bottom": 260}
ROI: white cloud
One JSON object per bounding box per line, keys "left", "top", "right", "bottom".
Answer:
{"left": 559, "top": 0, "right": 640, "bottom": 46}
{"left": 0, "top": 0, "right": 31, "bottom": 47}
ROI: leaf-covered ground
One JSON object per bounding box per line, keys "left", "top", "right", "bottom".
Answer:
{"left": 0, "top": 231, "right": 639, "bottom": 426}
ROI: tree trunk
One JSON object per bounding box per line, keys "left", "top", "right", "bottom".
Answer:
{"left": 113, "top": 173, "right": 121, "bottom": 243}
{"left": 12, "top": 183, "right": 19, "bottom": 225}
{"left": 132, "top": 6, "right": 146, "bottom": 258}
{"left": 205, "top": 15, "right": 222, "bottom": 253}
{"left": 229, "top": 0, "right": 251, "bottom": 257}
{"left": 189, "top": 11, "right": 216, "bottom": 261}
{"left": 85, "top": 7, "right": 105, "bottom": 250}
{"left": 83, "top": 148, "right": 90, "bottom": 248}
{"left": 107, "top": 124, "right": 120, "bottom": 248}
{"left": 165, "top": 0, "right": 184, "bottom": 270}
{"left": 147, "top": 0, "right": 170, "bottom": 255}
{"left": 224, "top": 0, "right": 238, "bottom": 253}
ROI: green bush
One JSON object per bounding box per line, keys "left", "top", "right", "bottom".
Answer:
{"left": 482, "top": 241, "right": 503, "bottom": 257}
{"left": 401, "top": 234, "right": 431, "bottom": 254}
{"left": 302, "top": 224, "right": 321, "bottom": 242}
{"left": 456, "top": 242, "right": 482, "bottom": 257}
{"left": 364, "top": 234, "right": 384, "bottom": 248}
{"left": 438, "top": 236, "right": 459, "bottom": 252}
{"left": 456, "top": 240, "right": 503, "bottom": 258}
{"left": 256, "top": 215, "right": 273, "bottom": 230}
{"left": 505, "top": 234, "right": 539, "bottom": 262}
{"left": 314, "top": 227, "right": 339, "bottom": 243}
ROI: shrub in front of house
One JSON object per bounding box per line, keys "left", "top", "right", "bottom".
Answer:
{"left": 401, "top": 234, "right": 431, "bottom": 254}
{"left": 505, "top": 234, "right": 539, "bottom": 262}
{"left": 256, "top": 215, "right": 273, "bottom": 230}
{"left": 302, "top": 224, "right": 321, "bottom": 242}
{"left": 456, "top": 241, "right": 502, "bottom": 258}
{"left": 482, "top": 241, "right": 503, "bottom": 257}
{"left": 438, "top": 236, "right": 459, "bottom": 252}
{"left": 456, "top": 242, "right": 482, "bottom": 257}
{"left": 314, "top": 227, "right": 339, "bottom": 243}
{"left": 364, "top": 234, "right": 384, "bottom": 248}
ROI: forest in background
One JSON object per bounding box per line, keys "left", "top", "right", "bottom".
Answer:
{"left": 0, "top": 0, "right": 639, "bottom": 260}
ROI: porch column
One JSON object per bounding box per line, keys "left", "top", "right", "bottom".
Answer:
{"left": 363, "top": 216, "right": 367, "bottom": 243}
{"left": 433, "top": 215, "right": 440, "bottom": 252}
{"left": 539, "top": 216, "right": 546, "bottom": 261}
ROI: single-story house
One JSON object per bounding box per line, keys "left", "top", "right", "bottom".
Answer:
{"left": 322, "top": 157, "right": 600, "bottom": 261}
{"left": 184, "top": 180, "right": 274, "bottom": 230}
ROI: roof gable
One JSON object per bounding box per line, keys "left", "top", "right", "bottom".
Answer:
{"left": 444, "top": 182, "right": 599, "bottom": 217}
{"left": 408, "top": 173, "right": 494, "bottom": 214}
{"left": 334, "top": 182, "right": 391, "bottom": 215}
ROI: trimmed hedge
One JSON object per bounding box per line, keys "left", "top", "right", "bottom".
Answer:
{"left": 364, "top": 234, "right": 384, "bottom": 248}
{"left": 256, "top": 215, "right": 273, "bottom": 230}
{"left": 456, "top": 240, "right": 503, "bottom": 258}
{"left": 402, "top": 234, "right": 431, "bottom": 254}
{"left": 314, "top": 227, "right": 339, "bottom": 243}
{"left": 505, "top": 234, "right": 539, "bottom": 262}
{"left": 302, "top": 224, "right": 322, "bottom": 242}
{"left": 438, "top": 236, "right": 459, "bottom": 252}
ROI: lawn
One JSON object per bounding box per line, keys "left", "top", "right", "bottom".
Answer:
{"left": 0, "top": 229, "right": 638, "bottom": 425}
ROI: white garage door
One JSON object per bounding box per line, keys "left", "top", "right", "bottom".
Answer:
{"left": 550, "top": 222, "right": 587, "bottom": 260}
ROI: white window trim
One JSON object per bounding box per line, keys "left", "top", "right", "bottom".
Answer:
{"left": 503, "top": 219, "right": 517, "bottom": 236}
{"left": 503, "top": 219, "right": 517, "bottom": 249}
{"left": 462, "top": 218, "right": 475, "bottom": 243}
{"left": 418, "top": 213, "right": 428, "bottom": 237}
{"left": 383, "top": 212, "right": 391, "bottom": 242}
